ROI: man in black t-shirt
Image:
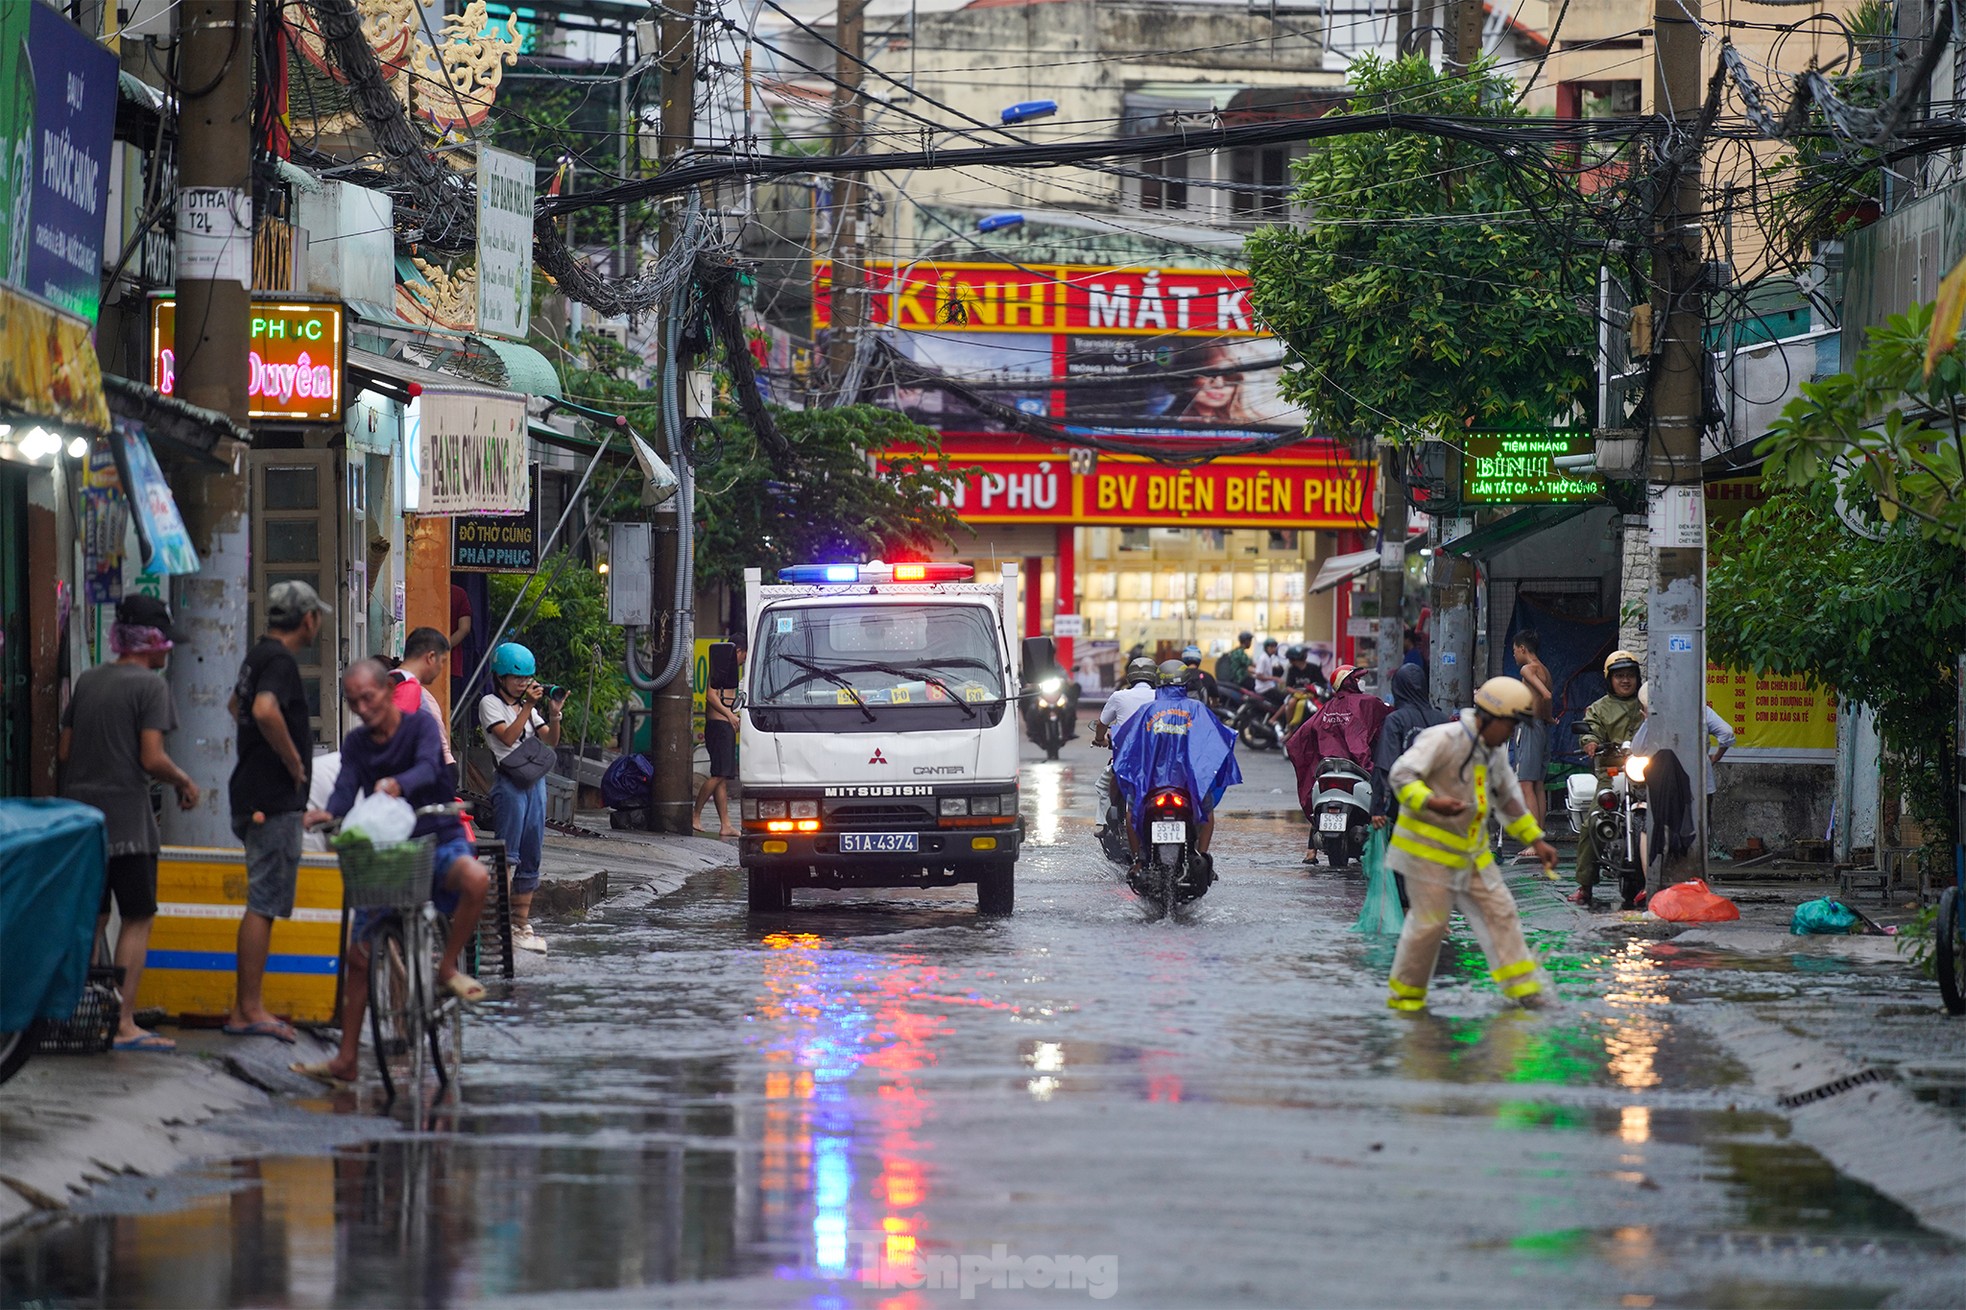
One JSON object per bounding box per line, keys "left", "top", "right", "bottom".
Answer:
{"left": 223, "top": 580, "right": 325, "bottom": 1042}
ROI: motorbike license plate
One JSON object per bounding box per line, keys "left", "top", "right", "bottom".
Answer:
{"left": 1150, "top": 821, "right": 1187, "bottom": 844}
{"left": 1318, "top": 812, "right": 1349, "bottom": 833}
{"left": 839, "top": 832, "right": 919, "bottom": 854}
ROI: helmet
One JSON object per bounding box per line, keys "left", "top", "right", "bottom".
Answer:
{"left": 491, "top": 642, "right": 537, "bottom": 678}
{"left": 1180, "top": 645, "right": 1202, "bottom": 665}
{"left": 1124, "top": 656, "right": 1159, "bottom": 687}
{"left": 1603, "top": 649, "right": 1642, "bottom": 681}
{"left": 1285, "top": 645, "right": 1307, "bottom": 661}
{"left": 1328, "top": 663, "right": 1359, "bottom": 692}
{"left": 1263, "top": 638, "right": 1279, "bottom": 650}
{"left": 1474, "top": 675, "right": 1535, "bottom": 722}
{"left": 1157, "top": 659, "right": 1192, "bottom": 688}
{"left": 1636, "top": 680, "right": 1650, "bottom": 712}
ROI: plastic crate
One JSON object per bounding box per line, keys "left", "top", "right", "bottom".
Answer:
{"left": 545, "top": 773, "right": 575, "bottom": 825}
{"left": 337, "top": 835, "right": 434, "bottom": 907}
{"left": 37, "top": 965, "right": 124, "bottom": 1055}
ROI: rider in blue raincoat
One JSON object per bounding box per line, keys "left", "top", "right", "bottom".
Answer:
{"left": 1111, "top": 662, "right": 1242, "bottom": 865}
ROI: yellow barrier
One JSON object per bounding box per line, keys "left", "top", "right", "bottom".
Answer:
{"left": 136, "top": 847, "right": 345, "bottom": 1024}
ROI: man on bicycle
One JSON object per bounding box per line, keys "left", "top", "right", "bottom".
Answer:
{"left": 294, "top": 659, "right": 490, "bottom": 1087}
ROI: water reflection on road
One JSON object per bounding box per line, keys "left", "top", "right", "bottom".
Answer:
{"left": 3, "top": 748, "right": 1961, "bottom": 1307}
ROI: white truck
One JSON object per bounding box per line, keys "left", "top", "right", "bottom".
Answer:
{"left": 728, "top": 560, "right": 1044, "bottom": 914}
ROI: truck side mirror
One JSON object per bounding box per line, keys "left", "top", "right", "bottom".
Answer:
{"left": 1021, "top": 635, "right": 1057, "bottom": 678}
{"left": 708, "top": 642, "right": 740, "bottom": 691}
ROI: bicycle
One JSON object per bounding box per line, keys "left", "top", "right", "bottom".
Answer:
{"left": 332, "top": 804, "right": 469, "bottom": 1101}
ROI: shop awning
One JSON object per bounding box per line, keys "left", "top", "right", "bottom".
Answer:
{"left": 478, "top": 336, "right": 561, "bottom": 399}
{"left": 1309, "top": 547, "right": 1383, "bottom": 595}
{"left": 1441, "top": 504, "right": 1595, "bottom": 560}
{"left": 101, "top": 374, "right": 246, "bottom": 461}
{"left": 347, "top": 347, "right": 512, "bottom": 404}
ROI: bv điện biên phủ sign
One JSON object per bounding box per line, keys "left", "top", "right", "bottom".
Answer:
{"left": 148, "top": 298, "right": 344, "bottom": 423}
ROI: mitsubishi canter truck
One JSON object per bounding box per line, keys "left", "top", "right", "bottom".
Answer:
{"left": 730, "top": 560, "right": 1046, "bottom": 914}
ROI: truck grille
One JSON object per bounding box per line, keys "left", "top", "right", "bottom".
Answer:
{"left": 825, "top": 801, "right": 934, "bottom": 829}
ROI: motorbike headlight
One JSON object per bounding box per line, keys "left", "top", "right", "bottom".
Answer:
{"left": 1038, "top": 677, "right": 1062, "bottom": 696}
{"left": 1625, "top": 755, "right": 1649, "bottom": 783}
{"left": 940, "top": 797, "right": 970, "bottom": 816}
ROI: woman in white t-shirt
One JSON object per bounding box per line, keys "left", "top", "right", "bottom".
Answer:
{"left": 480, "top": 642, "right": 561, "bottom": 954}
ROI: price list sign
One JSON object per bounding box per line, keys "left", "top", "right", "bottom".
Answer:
{"left": 1707, "top": 663, "right": 1837, "bottom": 755}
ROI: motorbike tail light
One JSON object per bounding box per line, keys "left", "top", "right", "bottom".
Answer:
{"left": 1154, "top": 791, "right": 1187, "bottom": 809}
{"left": 1597, "top": 790, "right": 1618, "bottom": 811}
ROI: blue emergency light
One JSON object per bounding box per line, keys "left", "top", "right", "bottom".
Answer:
{"left": 778, "top": 562, "right": 976, "bottom": 584}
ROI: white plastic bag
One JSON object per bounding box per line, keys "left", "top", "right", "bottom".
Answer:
{"left": 342, "top": 791, "right": 416, "bottom": 845}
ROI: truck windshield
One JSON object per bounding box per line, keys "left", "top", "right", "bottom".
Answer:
{"left": 755, "top": 604, "right": 1004, "bottom": 709}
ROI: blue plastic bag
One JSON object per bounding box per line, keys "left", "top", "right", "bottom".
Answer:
{"left": 1790, "top": 897, "right": 1859, "bottom": 935}
{"left": 601, "top": 753, "right": 656, "bottom": 809}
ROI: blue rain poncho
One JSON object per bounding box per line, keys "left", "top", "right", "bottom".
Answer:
{"left": 1111, "top": 686, "right": 1242, "bottom": 835}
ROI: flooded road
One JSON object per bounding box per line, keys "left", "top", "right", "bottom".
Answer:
{"left": 5, "top": 750, "right": 1964, "bottom": 1308}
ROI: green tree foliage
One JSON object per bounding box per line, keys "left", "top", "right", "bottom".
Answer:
{"left": 1708, "top": 487, "right": 1962, "bottom": 861}
{"left": 1756, "top": 301, "right": 1966, "bottom": 548}
{"left": 693, "top": 405, "right": 972, "bottom": 594}
{"left": 1244, "top": 55, "right": 1595, "bottom": 439}
{"left": 489, "top": 553, "right": 635, "bottom": 746}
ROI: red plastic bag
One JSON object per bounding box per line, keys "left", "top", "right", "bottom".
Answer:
{"left": 1647, "top": 878, "right": 1740, "bottom": 923}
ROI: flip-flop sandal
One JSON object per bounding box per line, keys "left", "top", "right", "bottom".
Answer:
{"left": 112, "top": 1032, "right": 176, "bottom": 1052}
{"left": 223, "top": 1019, "right": 297, "bottom": 1043}
{"left": 440, "top": 972, "right": 487, "bottom": 1003}
{"left": 289, "top": 1060, "right": 355, "bottom": 1090}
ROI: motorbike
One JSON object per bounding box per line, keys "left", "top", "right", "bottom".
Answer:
{"left": 1310, "top": 756, "right": 1375, "bottom": 870}
{"left": 1128, "top": 784, "right": 1215, "bottom": 917}
{"left": 1565, "top": 743, "right": 1652, "bottom": 908}
{"left": 1024, "top": 676, "right": 1078, "bottom": 761}
{"left": 1097, "top": 766, "right": 1133, "bottom": 866}
{"left": 1229, "top": 689, "right": 1284, "bottom": 752}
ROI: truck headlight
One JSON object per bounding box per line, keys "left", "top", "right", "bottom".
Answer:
{"left": 940, "top": 797, "right": 970, "bottom": 816}
{"left": 741, "top": 800, "right": 757, "bottom": 820}
{"left": 790, "top": 800, "right": 819, "bottom": 819}
{"left": 970, "top": 795, "right": 999, "bottom": 816}
{"left": 758, "top": 800, "right": 787, "bottom": 819}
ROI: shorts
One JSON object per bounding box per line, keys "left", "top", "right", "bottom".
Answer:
{"left": 234, "top": 810, "right": 304, "bottom": 919}
{"left": 100, "top": 852, "right": 159, "bottom": 919}
{"left": 706, "top": 719, "right": 737, "bottom": 779}
{"left": 1515, "top": 719, "right": 1551, "bottom": 778}
{"left": 351, "top": 836, "right": 475, "bottom": 941}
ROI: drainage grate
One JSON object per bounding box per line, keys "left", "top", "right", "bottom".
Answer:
{"left": 1776, "top": 1066, "right": 1892, "bottom": 1110}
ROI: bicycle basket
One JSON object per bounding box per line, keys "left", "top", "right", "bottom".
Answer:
{"left": 337, "top": 834, "right": 435, "bottom": 907}
{"left": 37, "top": 965, "right": 124, "bottom": 1055}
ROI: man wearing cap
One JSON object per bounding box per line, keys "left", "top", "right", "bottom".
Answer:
{"left": 59, "top": 595, "right": 201, "bottom": 1051}
{"left": 223, "top": 580, "right": 325, "bottom": 1043}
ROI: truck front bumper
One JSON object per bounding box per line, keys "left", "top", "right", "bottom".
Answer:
{"left": 740, "top": 824, "right": 1021, "bottom": 882}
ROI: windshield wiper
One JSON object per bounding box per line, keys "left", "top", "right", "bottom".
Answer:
{"left": 816, "top": 660, "right": 981, "bottom": 720}
{"left": 777, "top": 656, "right": 877, "bottom": 723}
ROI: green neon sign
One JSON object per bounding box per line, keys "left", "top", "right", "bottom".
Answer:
{"left": 1460, "top": 432, "right": 1599, "bottom": 505}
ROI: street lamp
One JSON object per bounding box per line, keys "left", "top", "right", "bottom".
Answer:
{"left": 977, "top": 212, "right": 1025, "bottom": 234}
{"left": 888, "top": 213, "right": 1026, "bottom": 328}
{"left": 1001, "top": 100, "right": 1058, "bottom": 125}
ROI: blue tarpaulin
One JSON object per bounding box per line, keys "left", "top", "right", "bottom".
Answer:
{"left": 1111, "top": 687, "right": 1242, "bottom": 835}
{"left": 0, "top": 800, "right": 108, "bottom": 1031}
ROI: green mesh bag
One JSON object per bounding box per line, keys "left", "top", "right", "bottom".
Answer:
{"left": 1353, "top": 827, "right": 1403, "bottom": 935}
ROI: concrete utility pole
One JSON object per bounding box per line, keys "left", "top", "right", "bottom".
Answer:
{"left": 649, "top": 2, "right": 699, "bottom": 834}
{"left": 1444, "top": 0, "right": 1483, "bottom": 72}
{"left": 162, "top": 0, "right": 254, "bottom": 846}
{"left": 1375, "top": 447, "right": 1407, "bottom": 684}
{"left": 1646, "top": 0, "right": 1710, "bottom": 879}
{"left": 822, "top": 0, "right": 867, "bottom": 402}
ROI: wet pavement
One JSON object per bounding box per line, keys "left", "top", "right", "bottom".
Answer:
{"left": 5, "top": 738, "right": 1966, "bottom": 1308}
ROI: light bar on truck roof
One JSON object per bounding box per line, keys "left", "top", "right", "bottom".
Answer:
{"left": 777, "top": 562, "right": 975, "bottom": 584}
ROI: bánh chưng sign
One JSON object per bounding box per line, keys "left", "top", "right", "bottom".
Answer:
{"left": 149, "top": 298, "right": 345, "bottom": 423}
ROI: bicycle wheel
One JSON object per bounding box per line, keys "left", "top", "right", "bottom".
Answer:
{"left": 424, "top": 909, "right": 461, "bottom": 1094}
{"left": 1937, "top": 887, "right": 1965, "bottom": 1017}
{"left": 368, "top": 917, "right": 415, "bottom": 1100}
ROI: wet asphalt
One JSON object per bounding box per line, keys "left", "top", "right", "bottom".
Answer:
{"left": 4, "top": 736, "right": 1965, "bottom": 1309}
